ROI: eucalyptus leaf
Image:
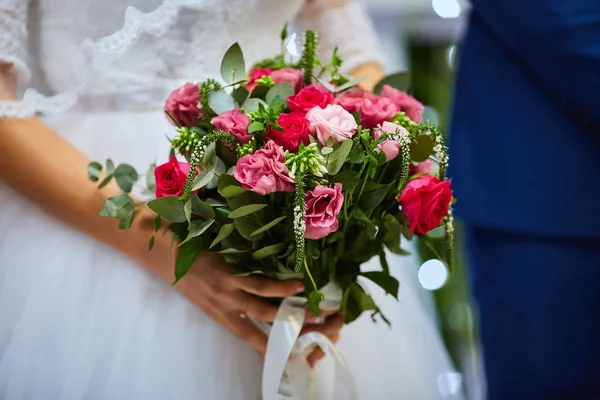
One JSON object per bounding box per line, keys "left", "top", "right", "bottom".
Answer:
{"left": 147, "top": 196, "right": 187, "bottom": 223}
{"left": 234, "top": 217, "right": 264, "bottom": 241}
{"left": 184, "top": 199, "right": 192, "bottom": 223}
{"left": 252, "top": 243, "right": 287, "bottom": 260}
{"left": 228, "top": 204, "right": 267, "bottom": 218}
{"left": 179, "top": 219, "right": 215, "bottom": 245}
{"left": 99, "top": 194, "right": 136, "bottom": 229}
{"left": 221, "top": 186, "right": 247, "bottom": 198}
{"left": 191, "top": 193, "right": 215, "bottom": 219}
{"left": 106, "top": 159, "right": 115, "bottom": 174}
{"left": 243, "top": 98, "right": 267, "bottom": 113}
{"left": 249, "top": 85, "right": 270, "bottom": 100}
{"left": 217, "top": 174, "right": 241, "bottom": 193}
{"left": 333, "top": 76, "right": 366, "bottom": 93}
{"left": 266, "top": 83, "right": 294, "bottom": 104}
{"left": 205, "top": 198, "right": 229, "bottom": 207}
{"left": 88, "top": 161, "right": 102, "bottom": 182}
{"left": 410, "top": 134, "right": 434, "bottom": 162}
{"left": 321, "top": 147, "right": 333, "bottom": 155}
{"left": 373, "top": 71, "right": 411, "bottom": 94}
{"left": 192, "top": 169, "right": 215, "bottom": 191}
{"left": 331, "top": 169, "right": 360, "bottom": 191}
{"left": 361, "top": 271, "right": 400, "bottom": 298}
{"left": 220, "top": 42, "right": 246, "bottom": 84}
{"left": 233, "top": 86, "right": 249, "bottom": 107}
{"left": 174, "top": 236, "right": 212, "bottom": 284}
{"left": 208, "top": 91, "right": 236, "bottom": 115}
{"left": 326, "top": 139, "right": 353, "bottom": 175}
{"left": 250, "top": 216, "right": 287, "bottom": 237}
{"left": 210, "top": 223, "right": 236, "bottom": 248}
{"left": 98, "top": 173, "right": 114, "bottom": 189}
{"left": 114, "top": 164, "right": 139, "bottom": 193}
{"left": 146, "top": 164, "right": 156, "bottom": 192}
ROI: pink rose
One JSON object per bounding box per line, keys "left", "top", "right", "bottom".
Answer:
{"left": 381, "top": 85, "right": 424, "bottom": 124}
{"left": 335, "top": 89, "right": 374, "bottom": 113}
{"left": 306, "top": 104, "right": 358, "bottom": 146}
{"left": 398, "top": 175, "right": 452, "bottom": 235}
{"left": 154, "top": 156, "right": 193, "bottom": 198}
{"left": 271, "top": 68, "right": 304, "bottom": 93}
{"left": 211, "top": 109, "right": 252, "bottom": 144}
{"left": 305, "top": 183, "right": 344, "bottom": 240}
{"left": 288, "top": 85, "right": 335, "bottom": 114}
{"left": 361, "top": 96, "right": 398, "bottom": 129}
{"left": 410, "top": 159, "right": 436, "bottom": 176}
{"left": 247, "top": 67, "right": 274, "bottom": 92}
{"left": 375, "top": 121, "right": 410, "bottom": 161}
{"left": 164, "top": 83, "right": 202, "bottom": 128}
{"left": 234, "top": 141, "right": 295, "bottom": 195}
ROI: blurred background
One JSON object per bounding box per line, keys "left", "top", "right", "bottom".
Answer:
{"left": 364, "top": 1, "right": 484, "bottom": 399}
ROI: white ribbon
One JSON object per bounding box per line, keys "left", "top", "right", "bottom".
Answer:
{"left": 256, "top": 283, "right": 357, "bottom": 400}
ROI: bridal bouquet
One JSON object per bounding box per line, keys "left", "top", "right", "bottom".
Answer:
{"left": 88, "top": 28, "right": 455, "bottom": 323}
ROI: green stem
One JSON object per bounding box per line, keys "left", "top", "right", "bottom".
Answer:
{"left": 304, "top": 258, "right": 318, "bottom": 292}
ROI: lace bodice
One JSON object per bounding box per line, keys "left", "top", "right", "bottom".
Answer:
{"left": 0, "top": 0, "right": 382, "bottom": 117}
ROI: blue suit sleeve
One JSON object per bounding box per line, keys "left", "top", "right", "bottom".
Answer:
{"left": 472, "top": 1, "right": 600, "bottom": 130}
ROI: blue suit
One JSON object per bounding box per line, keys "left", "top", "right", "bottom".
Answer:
{"left": 449, "top": 1, "right": 600, "bottom": 398}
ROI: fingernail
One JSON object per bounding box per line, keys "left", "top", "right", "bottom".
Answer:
{"left": 305, "top": 315, "right": 320, "bottom": 324}
{"left": 295, "top": 283, "right": 305, "bottom": 292}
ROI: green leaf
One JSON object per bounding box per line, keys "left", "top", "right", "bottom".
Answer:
{"left": 331, "top": 169, "right": 360, "bottom": 191}
{"left": 146, "top": 164, "right": 156, "bottom": 193}
{"left": 268, "top": 96, "right": 286, "bottom": 115}
{"left": 233, "top": 86, "right": 249, "bottom": 107}
{"left": 361, "top": 271, "right": 400, "bottom": 299}
{"left": 359, "top": 182, "right": 393, "bottom": 215}
{"left": 347, "top": 141, "right": 365, "bottom": 164}
{"left": 228, "top": 204, "right": 267, "bottom": 218}
{"left": 208, "top": 90, "right": 236, "bottom": 115}
{"left": 325, "top": 139, "right": 353, "bottom": 175}
{"left": 174, "top": 236, "right": 212, "bottom": 284}
{"left": 280, "top": 23, "right": 288, "bottom": 41}
{"left": 383, "top": 214, "right": 403, "bottom": 237}
{"left": 192, "top": 169, "right": 215, "bottom": 191}
{"left": 250, "top": 216, "right": 287, "bottom": 237}
{"left": 333, "top": 76, "right": 366, "bottom": 93}
{"left": 383, "top": 231, "right": 410, "bottom": 255}
{"left": 410, "top": 134, "right": 434, "bottom": 162}
{"left": 321, "top": 146, "right": 333, "bottom": 155}
{"left": 205, "top": 198, "right": 229, "bottom": 207}
{"left": 179, "top": 219, "right": 215, "bottom": 245}
{"left": 252, "top": 243, "right": 287, "bottom": 260}
{"left": 210, "top": 223, "right": 235, "bottom": 248}
{"left": 243, "top": 98, "right": 267, "bottom": 113}
{"left": 248, "top": 121, "right": 265, "bottom": 134}
{"left": 191, "top": 193, "right": 215, "bottom": 219}
{"left": 373, "top": 71, "right": 411, "bottom": 94}
{"left": 98, "top": 173, "right": 114, "bottom": 189}
{"left": 249, "top": 85, "right": 270, "bottom": 100}
{"left": 149, "top": 215, "right": 162, "bottom": 250}
{"left": 266, "top": 83, "right": 294, "bottom": 104}
{"left": 99, "top": 194, "right": 136, "bottom": 229}
{"left": 221, "top": 185, "right": 247, "bottom": 198}
{"left": 234, "top": 217, "right": 263, "bottom": 241}
{"left": 184, "top": 199, "right": 192, "bottom": 223}
{"left": 106, "top": 159, "right": 115, "bottom": 174}
{"left": 217, "top": 174, "right": 241, "bottom": 192}
{"left": 88, "top": 161, "right": 102, "bottom": 182}
{"left": 308, "top": 290, "right": 325, "bottom": 316}
{"left": 350, "top": 283, "right": 377, "bottom": 310}
{"left": 352, "top": 206, "right": 378, "bottom": 239}
{"left": 147, "top": 196, "right": 187, "bottom": 223}
{"left": 113, "top": 164, "right": 139, "bottom": 193}
{"left": 220, "top": 42, "right": 246, "bottom": 84}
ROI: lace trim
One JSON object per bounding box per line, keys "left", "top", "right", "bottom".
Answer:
{"left": 0, "top": 89, "right": 77, "bottom": 118}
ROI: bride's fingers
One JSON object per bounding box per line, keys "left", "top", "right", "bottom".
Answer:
{"left": 226, "top": 312, "right": 269, "bottom": 355}
{"left": 237, "top": 292, "right": 280, "bottom": 322}
{"left": 307, "top": 347, "right": 325, "bottom": 368}
{"left": 235, "top": 275, "right": 304, "bottom": 298}
{"left": 300, "top": 313, "right": 345, "bottom": 336}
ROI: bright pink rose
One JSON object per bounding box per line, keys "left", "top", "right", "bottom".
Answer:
{"left": 164, "top": 83, "right": 202, "bottom": 128}
{"left": 271, "top": 68, "right": 304, "bottom": 93}
{"left": 247, "top": 67, "right": 274, "bottom": 92}
{"left": 306, "top": 104, "right": 358, "bottom": 146}
{"left": 398, "top": 175, "right": 452, "bottom": 235}
{"left": 265, "top": 112, "right": 311, "bottom": 152}
{"left": 335, "top": 89, "right": 374, "bottom": 113}
{"left": 381, "top": 85, "right": 424, "bottom": 123}
{"left": 288, "top": 85, "right": 334, "bottom": 114}
{"left": 234, "top": 141, "right": 295, "bottom": 195}
{"left": 154, "top": 156, "right": 193, "bottom": 198}
{"left": 361, "top": 96, "right": 398, "bottom": 129}
{"left": 305, "top": 183, "right": 344, "bottom": 240}
{"left": 410, "top": 159, "right": 436, "bottom": 176}
{"left": 211, "top": 109, "right": 252, "bottom": 144}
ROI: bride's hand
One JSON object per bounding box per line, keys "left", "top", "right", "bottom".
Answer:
{"left": 172, "top": 253, "right": 307, "bottom": 355}
{"left": 301, "top": 312, "right": 346, "bottom": 367}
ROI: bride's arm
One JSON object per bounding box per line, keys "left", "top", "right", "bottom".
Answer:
{"left": 298, "top": 0, "right": 386, "bottom": 90}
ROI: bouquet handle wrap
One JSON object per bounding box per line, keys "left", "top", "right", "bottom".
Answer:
{"left": 255, "top": 283, "right": 357, "bottom": 400}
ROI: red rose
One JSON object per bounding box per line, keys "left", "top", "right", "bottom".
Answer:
{"left": 398, "top": 175, "right": 452, "bottom": 235}
{"left": 265, "top": 113, "right": 311, "bottom": 152}
{"left": 288, "top": 84, "right": 334, "bottom": 114}
{"left": 154, "top": 156, "right": 195, "bottom": 198}
{"left": 164, "top": 83, "right": 202, "bottom": 128}
{"left": 247, "top": 67, "right": 274, "bottom": 92}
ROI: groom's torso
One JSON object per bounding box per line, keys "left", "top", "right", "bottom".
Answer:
{"left": 448, "top": 8, "right": 600, "bottom": 238}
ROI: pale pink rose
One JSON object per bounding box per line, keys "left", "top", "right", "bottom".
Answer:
{"left": 211, "top": 109, "right": 252, "bottom": 144}
{"left": 374, "top": 122, "right": 410, "bottom": 162}
{"left": 305, "top": 183, "right": 344, "bottom": 240}
{"left": 306, "top": 104, "right": 358, "bottom": 146}
{"left": 411, "top": 159, "right": 436, "bottom": 175}
{"left": 381, "top": 84, "right": 424, "bottom": 123}
{"left": 164, "top": 83, "right": 202, "bottom": 128}
{"left": 234, "top": 141, "right": 295, "bottom": 195}
{"left": 361, "top": 96, "right": 398, "bottom": 129}
{"left": 271, "top": 68, "right": 304, "bottom": 93}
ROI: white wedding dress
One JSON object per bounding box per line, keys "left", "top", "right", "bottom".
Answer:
{"left": 0, "top": 0, "right": 464, "bottom": 399}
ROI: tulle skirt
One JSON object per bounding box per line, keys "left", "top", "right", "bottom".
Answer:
{"left": 0, "top": 109, "right": 464, "bottom": 399}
